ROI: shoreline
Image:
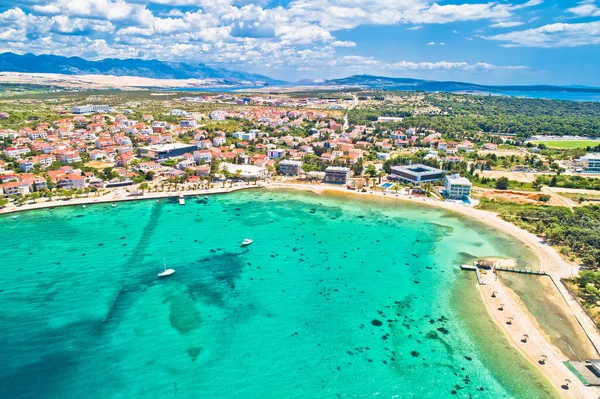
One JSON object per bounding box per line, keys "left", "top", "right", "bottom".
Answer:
{"left": 0, "top": 184, "right": 263, "bottom": 215}
{"left": 2, "top": 180, "right": 599, "bottom": 396}
{"left": 265, "top": 182, "right": 600, "bottom": 398}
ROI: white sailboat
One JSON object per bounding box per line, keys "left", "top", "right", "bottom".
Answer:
{"left": 158, "top": 257, "right": 175, "bottom": 277}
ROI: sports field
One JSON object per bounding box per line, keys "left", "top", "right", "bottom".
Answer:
{"left": 531, "top": 140, "right": 600, "bottom": 149}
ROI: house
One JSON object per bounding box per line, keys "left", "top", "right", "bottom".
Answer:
{"left": 61, "top": 151, "right": 82, "bottom": 164}
{"left": 213, "top": 137, "right": 226, "bottom": 146}
{"left": 458, "top": 140, "right": 475, "bottom": 152}
{"left": 194, "top": 165, "right": 211, "bottom": 177}
{"left": 19, "top": 159, "right": 34, "bottom": 172}
{"left": 3, "top": 146, "right": 29, "bottom": 159}
{"left": 193, "top": 150, "right": 212, "bottom": 164}
{"left": 324, "top": 166, "right": 350, "bottom": 184}
{"left": 180, "top": 119, "right": 197, "bottom": 128}
{"left": 197, "top": 139, "right": 212, "bottom": 150}
{"left": 60, "top": 174, "right": 87, "bottom": 189}
{"left": 116, "top": 152, "right": 134, "bottom": 167}
{"left": 2, "top": 181, "right": 30, "bottom": 196}
{"left": 267, "top": 149, "right": 285, "bottom": 159}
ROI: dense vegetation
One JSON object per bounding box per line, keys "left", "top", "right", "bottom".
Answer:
{"left": 478, "top": 200, "right": 600, "bottom": 267}
{"left": 349, "top": 93, "right": 600, "bottom": 138}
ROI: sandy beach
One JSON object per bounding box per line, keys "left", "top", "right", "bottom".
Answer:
{"left": 2, "top": 180, "right": 599, "bottom": 397}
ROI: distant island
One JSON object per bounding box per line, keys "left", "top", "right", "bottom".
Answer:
{"left": 310, "top": 74, "right": 600, "bottom": 94}
{"left": 0, "top": 53, "right": 599, "bottom": 97}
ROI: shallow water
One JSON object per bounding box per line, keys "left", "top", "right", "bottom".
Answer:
{"left": 0, "top": 190, "right": 557, "bottom": 398}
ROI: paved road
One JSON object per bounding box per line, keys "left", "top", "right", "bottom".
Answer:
{"left": 343, "top": 94, "right": 358, "bottom": 131}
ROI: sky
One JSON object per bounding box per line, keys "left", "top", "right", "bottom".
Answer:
{"left": 0, "top": 0, "right": 599, "bottom": 85}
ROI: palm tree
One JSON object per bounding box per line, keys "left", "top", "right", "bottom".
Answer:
{"left": 422, "top": 182, "right": 434, "bottom": 197}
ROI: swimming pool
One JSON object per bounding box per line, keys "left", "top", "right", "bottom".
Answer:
{"left": 379, "top": 182, "right": 393, "bottom": 189}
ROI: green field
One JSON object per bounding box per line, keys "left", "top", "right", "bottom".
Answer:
{"left": 531, "top": 140, "right": 600, "bottom": 149}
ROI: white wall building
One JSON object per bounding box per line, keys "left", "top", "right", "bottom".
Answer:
{"left": 444, "top": 174, "right": 472, "bottom": 199}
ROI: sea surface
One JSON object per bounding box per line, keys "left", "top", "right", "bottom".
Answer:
{"left": 161, "top": 86, "right": 600, "bottom": 102}
{"left": 0, "top": 189, "right": 558, "bottom": 398}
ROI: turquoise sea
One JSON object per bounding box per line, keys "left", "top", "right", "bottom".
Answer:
{"left": 0, "top": 189, "right": 557, "bottom": 398}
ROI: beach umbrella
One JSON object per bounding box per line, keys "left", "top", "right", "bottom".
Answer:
{"left": 522, "top": 334, "right": 528, "bottom": 343}
{"left": 491, "top": 291, "right": 497, "bottom": 298}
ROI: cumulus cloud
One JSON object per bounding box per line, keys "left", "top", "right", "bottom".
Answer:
{"left": 485, "top": 21, "right": 600, "bottom": 47}
{"left": 567, "top": 1, "right": 600, "bottom": 17}
{"left": 0, "top": 0, "right": 542, "bottom": 76}
{"left": 489, "top": 21, "right": 524, "bottom": 28}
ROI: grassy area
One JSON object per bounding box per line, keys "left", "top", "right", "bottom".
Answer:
{"left": 530, "top": 140, "right": 599, "bottom": 149}
{"left": 560, "top": 192, "right": 600, "bottom": 203}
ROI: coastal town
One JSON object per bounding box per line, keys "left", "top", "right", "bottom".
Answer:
{"left": 2, "top": 92, "right": 600, "bottom": 210}
{"left": 3, "top": 89, "right": 600, "bottom": 398}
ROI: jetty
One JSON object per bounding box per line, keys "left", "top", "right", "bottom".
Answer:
{"left": 494, "top": 267, "right": 547, "bottom": 276}
{"left": 461, "top": 264, "right": 485, "bottom": 285}
{"left": 461, "top": 263, "right": 547, "bottom": 280}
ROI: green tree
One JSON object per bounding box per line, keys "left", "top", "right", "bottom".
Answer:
{"left": 532, "top": 176, "right": 544, "bottom": 191}
{"left": 495, "top": 176, "right": 510, "bottom": 190}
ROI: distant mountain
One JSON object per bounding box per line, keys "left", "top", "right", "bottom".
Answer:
{"left": 317, "top": 74, "right": 600, "bottom": 94}
{"left": 0, "top": 52, "right": 286, "bottom": 86}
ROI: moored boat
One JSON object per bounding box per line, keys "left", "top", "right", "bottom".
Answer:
{"left": 241, "top": 238, "right": 253, "bottom": 246}
{"left": 158, "top": 257, "right": 175, "bottom": 278}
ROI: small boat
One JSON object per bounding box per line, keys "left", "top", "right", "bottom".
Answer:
{"left": 241, "top": 238, "right": 253, "bottom": 246}
{"left": 178, "top": 194, "right": 185, "bottom": 205}
{"left": 12, "top": 216, "right": 18, "bottom": 220}
{"left": 82, "top": 205, "right": 86, "bottom": 209}
{"left": 112, "top": 203, "right": 116, "bottom": 208}
{"left": 158, "top": 257, "right": 175, "bottom": 278}
{"left": 156, "top": 199, "right": 159, "bottom": 203}
{"left": 204, "top": 196, "right": 209, "bottom": 200}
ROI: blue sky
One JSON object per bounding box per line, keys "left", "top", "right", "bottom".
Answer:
{"left": 0, "top": 0, "right": 599, "bottom": 85}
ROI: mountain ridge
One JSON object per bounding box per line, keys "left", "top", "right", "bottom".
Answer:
{"left": 0, "top": 52, "right": 286, "bottom": 86}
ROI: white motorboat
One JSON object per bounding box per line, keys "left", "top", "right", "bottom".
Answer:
{"left": 178, "top": 194, "right": 185, "bottom": 205}
{"left": 241, "top": 238, "right": 253, "bottom": 246}
{"left": 82, "top": 205, "right": 86, "bottom": 209}
{"left": 158, "top": 257, "right": 175, "bottom": 278}
{"left": 112, "top": 203, "right": 116, "bottom": 208}
{"left": 204, "top": 196, "right": 209, "bottom": 200}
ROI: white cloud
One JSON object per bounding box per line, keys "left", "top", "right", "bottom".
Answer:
{"left": 485, "top": 20, "right": 600, "bottom": 47}
{"left": 331, "top": 40, "right": 356, "bottom": 47}
{"left": 427, "top": 41, "right": 436, "bottom": 45}
{"left": 387, "top": 60, "right": 528, "bottom": 70}
{"left": 0, "top": 0, "right": 541, "bottom": 77}
{"left": 489, "top": 21, "right": 524, "bottom": 28}
{"left": 0, "top": 29, "right": 27, "bottom": 42}
{"left": 567, "top": 2, "right": 600, "bottom": 17}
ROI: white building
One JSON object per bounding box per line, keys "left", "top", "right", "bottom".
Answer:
{"left": 193, "top": 150, "right": 212, "bottom": 164}
{"left": 267, "top": 149, "right": 285, "bottom": 159}
{"left": 72, "top": 104, "right": 112, "bottom": 114}
{"left": 578, "top": 154, "right": 600, "bottom": 173}
{"left": 444, "top": 174, "right": 472, "bottom": 199}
